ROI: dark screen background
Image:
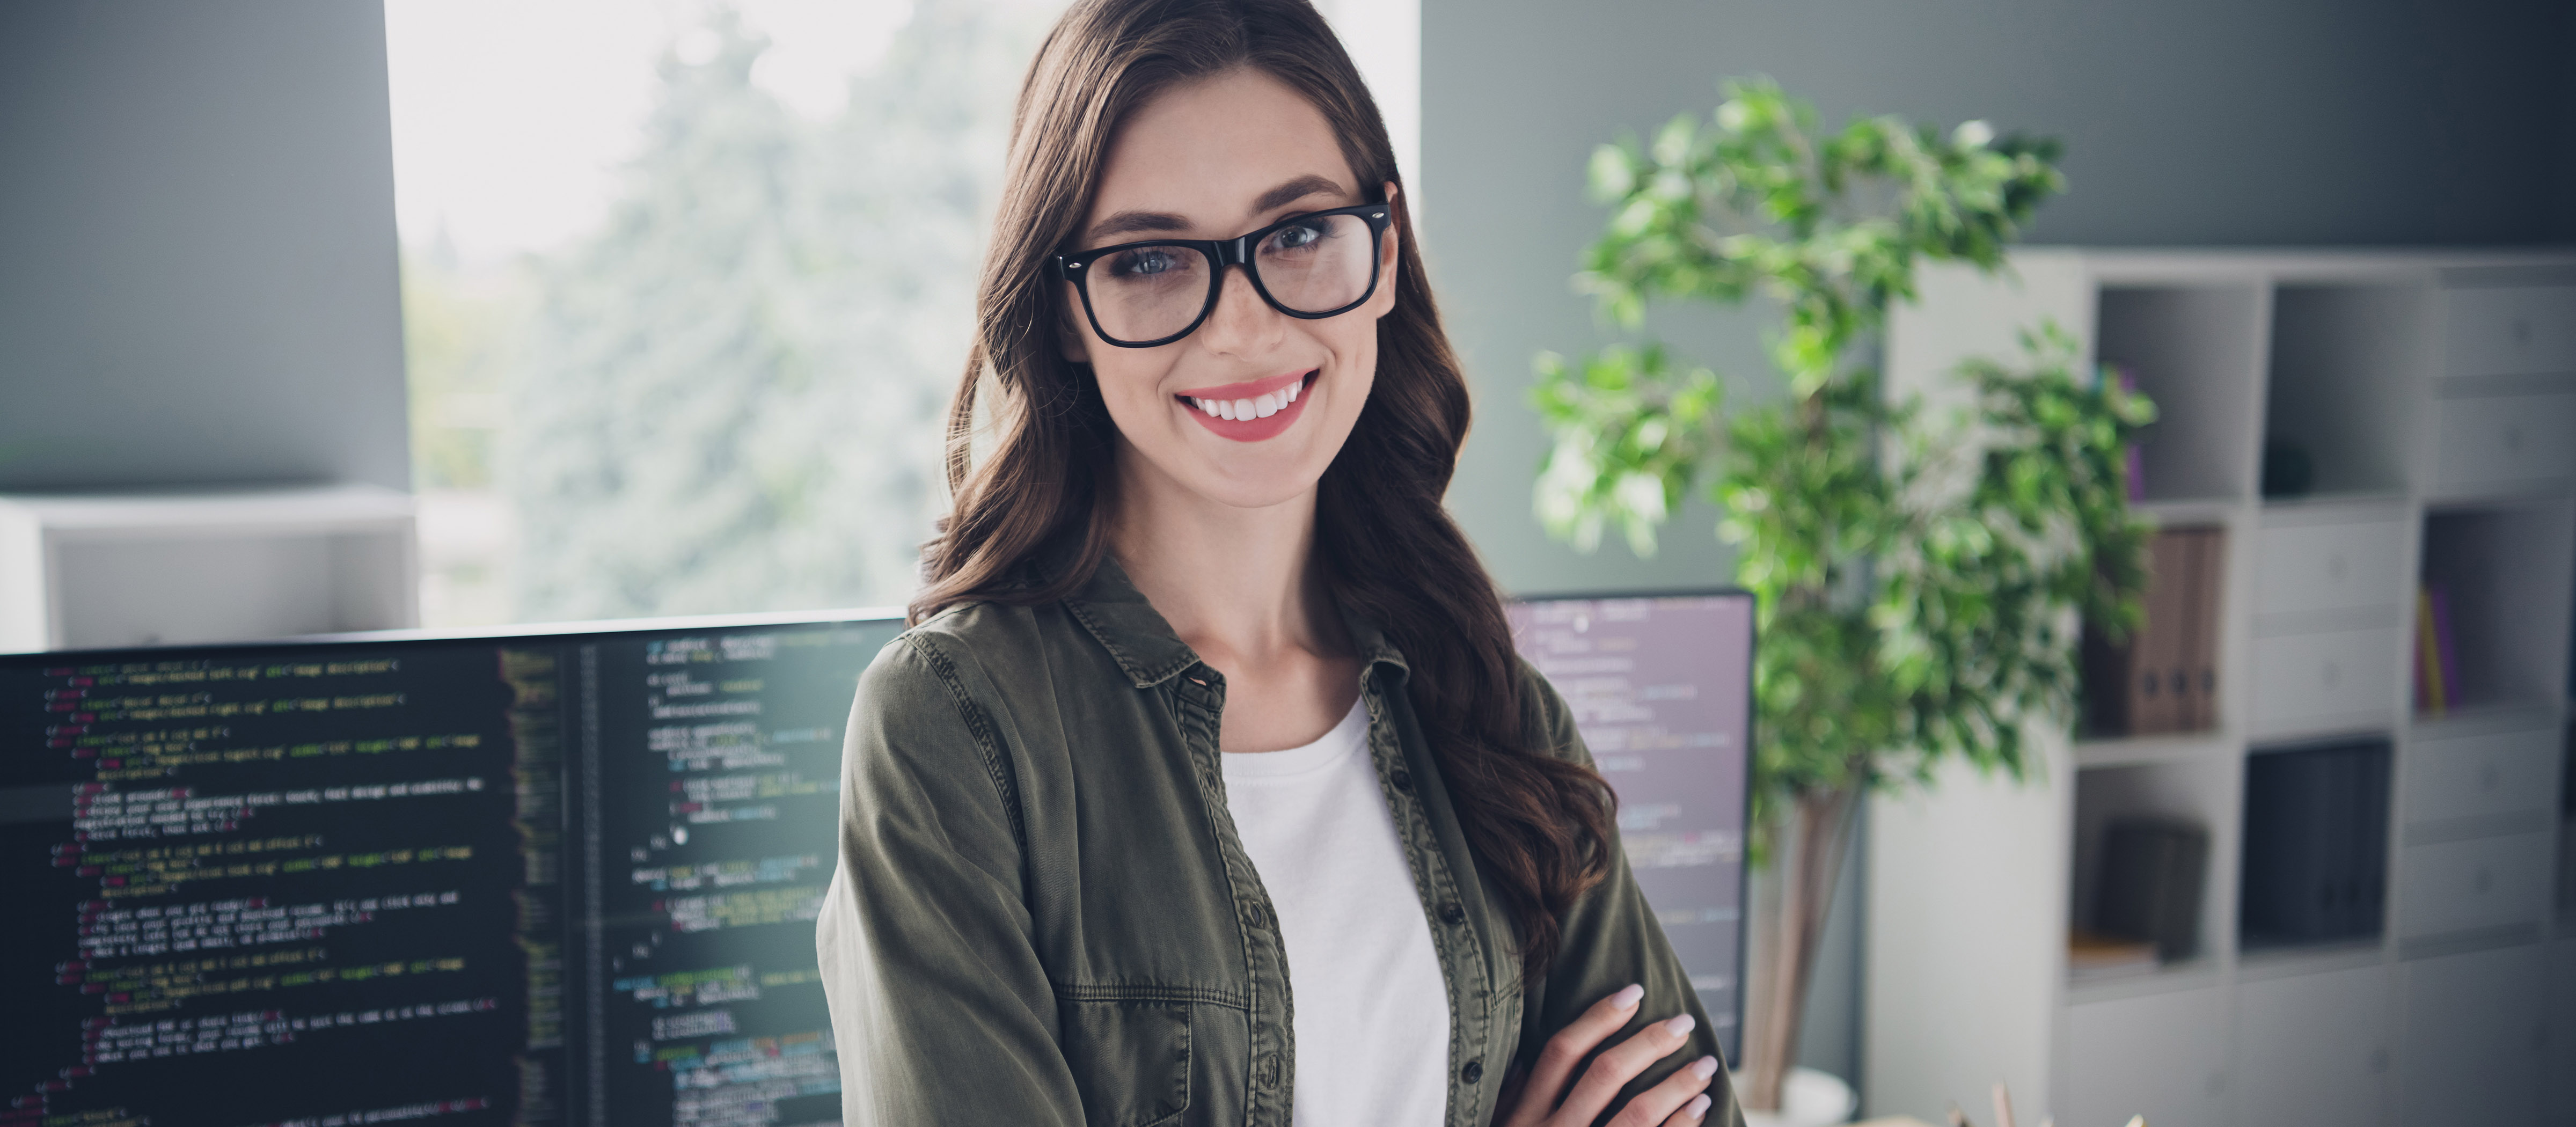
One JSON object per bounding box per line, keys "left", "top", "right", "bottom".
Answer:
{"left": 1, "top": 616, "right": 897, "bottom": 1127}
{"left": 1507, "top": 593, "right": 1754, "bottom": 1064}
{"left": 0, "top": 598, "right": 1728, "bottom": 1123}
{"left": 573, "top": 623, "right": 897, "bottom": 1127}
{"left": 0, "top": 641, "right": 559, "bottom": 1127}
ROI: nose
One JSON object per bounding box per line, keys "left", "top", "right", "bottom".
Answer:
{"left": 1193, "top": 258, "right": 1285, "bottom": 357}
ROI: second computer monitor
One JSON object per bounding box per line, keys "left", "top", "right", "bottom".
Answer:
{"left": 1507, "top": 590, "right": 1754, "bottom": 1063}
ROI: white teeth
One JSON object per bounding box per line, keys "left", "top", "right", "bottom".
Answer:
{"left": 1188, "top": 383, "right": 1307, "bottom": 421}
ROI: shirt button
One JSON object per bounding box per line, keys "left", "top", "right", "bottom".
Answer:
{"left": 1390, "top": 768, "right": 1413, "bottom": 792}
{"left": 1440, "top": 903, "right": 1466, "bottom": 925}
{"left": 1461, "top": 1060, "right": 1484, "bottom": 1084}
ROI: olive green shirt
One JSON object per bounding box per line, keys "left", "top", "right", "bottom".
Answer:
{"left": 817, "top": 558, "right": 1741, "bottom": 1126}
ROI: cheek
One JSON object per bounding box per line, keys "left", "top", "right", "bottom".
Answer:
{"left": 1090, "top": 353, "right": 1175, "bottom": 421}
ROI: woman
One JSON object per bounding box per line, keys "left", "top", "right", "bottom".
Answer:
{"left": 817, "top": 1, "right": 1739, "bottom": 1124}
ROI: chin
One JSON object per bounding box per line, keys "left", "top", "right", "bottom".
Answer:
{"left": 1183, "top": 444, "right": 1337, "bottom": 511}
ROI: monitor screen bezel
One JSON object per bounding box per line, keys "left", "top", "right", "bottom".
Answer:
{"left": 0, "top": 607, "right": 911, "bottom": 668}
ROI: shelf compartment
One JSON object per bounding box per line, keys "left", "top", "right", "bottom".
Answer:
{"left": 2072, "top": 760, "right": 2232, "bottom": 978}
{"left": 2440, "top": 281, "right": 2576, "bottom": 378}
{"left": 2081, "top": 525, "right": 2227, "bottom": 738}
{"left": 2241, "top": 736, "right": 2392, "bottom": 954}
{"left": 2426, "top": 379, "right": 2576, "bottom": 499}
{"left": 2400, "top": 724, "right": 2560, "bottom": 835}
{"left": 2096, "top": 285, "right": 2266, "bottom": 504}
{"left": 2394, "top": 831, "right": 2552, "bottom": 942}
{"left": 2064, "top": 985, "right": 2230, "bottom": 1127}
{"left": 2264, "top": 285, "right": 2434, "bottom": 498}
{"left": 2413, "top": 502, "right": 2576, "bottom": 715}
{"left": 2249, "top": 626, "right": 2403, "bottom": 740}
{"left": 0, "top": 485, "right": 418, "bottom": 652}
{"left": 2232, "top": 963, "right": 2394, "bottom": 1127}
{"left": 2252, "top": 506, "right": 2408, "bottom": 634}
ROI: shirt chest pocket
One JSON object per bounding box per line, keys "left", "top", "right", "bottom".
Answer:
{"left": 1059, "top": 999, "right": 1192, "bottom": 1127}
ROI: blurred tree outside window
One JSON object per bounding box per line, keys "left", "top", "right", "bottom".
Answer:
{"left": 387, "top": 0, "right": 1063, "bottom": 626}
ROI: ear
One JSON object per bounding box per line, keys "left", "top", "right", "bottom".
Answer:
{"left": 1057, "top": 290, "right": 1093, "bottom": 364}
{"left": 1368, "top": 180, "right": 1402, "bottom": 318}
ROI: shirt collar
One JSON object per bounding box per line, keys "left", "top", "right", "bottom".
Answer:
{"left": 1060, "top": 552, "right": 1411, "bottom": 690}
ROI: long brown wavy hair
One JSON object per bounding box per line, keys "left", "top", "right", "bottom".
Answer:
{"left": 912, "top": 0, "right": 1613, "bottom": 985}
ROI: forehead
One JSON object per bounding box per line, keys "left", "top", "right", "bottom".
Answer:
{"left": 1089, "top": 67, "right": 1356, "bottom": 228}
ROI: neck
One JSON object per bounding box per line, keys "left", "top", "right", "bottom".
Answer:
{"left": 1104, "top": 447, "right": 1344, "bottom": 669}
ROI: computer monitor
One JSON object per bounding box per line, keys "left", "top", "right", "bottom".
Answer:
{"left": 1, "top": 611, "right": 903, "bottom": 1127}
{"left": 1506, "top": 590, "right": 1754, "bottom": 1064}
{"left": 5, "top": 594, "right": 1753, "bottom": 1125}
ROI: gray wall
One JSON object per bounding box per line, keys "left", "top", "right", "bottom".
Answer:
{"left": 0, "top": 1, "right": 409, "bottom": 493}
{"left": 1419, "top": 0, "right": 2576, "bottom": 1089}
{"left": 1425, "top": 0, "right": 2576, "bottom": 602}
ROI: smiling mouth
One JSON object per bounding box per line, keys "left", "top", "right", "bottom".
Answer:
{"left": 1180, "top": 373, "right": 1311, "bottom": 420}
{"left": 1173, "top": 370, "right": 1318, "bottom": 441}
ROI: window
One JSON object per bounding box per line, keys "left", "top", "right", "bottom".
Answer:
{"left": 387, "top": 0, "right": 1417, "bottom": 626}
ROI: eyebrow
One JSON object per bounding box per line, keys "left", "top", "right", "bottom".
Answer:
{"left": 1084, "top": 173, "right": 1353, "bottom": 243}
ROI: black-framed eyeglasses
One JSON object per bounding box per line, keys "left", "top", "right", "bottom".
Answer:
{"left": 1048, "top": 202, "right": 1394, "bottom": 348}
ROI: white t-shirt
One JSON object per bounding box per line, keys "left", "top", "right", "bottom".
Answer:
{"left": 1220, "top": 699, "right": 1451, "bottom": 1127}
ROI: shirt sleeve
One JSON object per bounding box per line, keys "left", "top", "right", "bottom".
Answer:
{"left": 1512, "top": 658, "right": 1747, "bottom": 1127}
{"left": 817, "top": 632, "right": 1082, "bottom": 1127}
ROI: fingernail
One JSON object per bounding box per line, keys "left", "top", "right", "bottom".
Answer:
{"left": 1685, "top": 1094, "right": 1713, "bottom": 1120}
{"left": 1690, "top": 1055, "right": 1718, "bottom": 1079}
{"left": 1662, "top": 1014, "right": 1696, "bottom": 1036}
{"left": 1611, "top": 984, "right": 1644, "bottom": 1008}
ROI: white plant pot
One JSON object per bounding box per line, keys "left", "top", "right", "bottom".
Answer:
{"left": 1730, "top": 1067, "right": 1857, "bottom": 1127}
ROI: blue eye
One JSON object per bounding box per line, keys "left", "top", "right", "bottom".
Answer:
{"left": 1112, "top": 248, "right": 1180, "bottom": 277}
{"left": 1268, "top": 223, "right": 1324, "bottom": 252}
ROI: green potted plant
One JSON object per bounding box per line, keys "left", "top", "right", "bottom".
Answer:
{"left": 1530, "top": 79, "right": 2154, "bottom": 1121}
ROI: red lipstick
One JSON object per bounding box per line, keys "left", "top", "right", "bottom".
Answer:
{"left": 1176, "top": 370, "right": 1317, "bottom": 443}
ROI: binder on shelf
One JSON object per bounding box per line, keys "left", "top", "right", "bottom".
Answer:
{"left": 2081, "top": 526, "right": 2226, "bottom": 736}
{"left": 2092, "top": 817, "right": 2209, "bottom": 963}
{"left": 2240, "top": 738, "right": 2391, "bottom": 948}
{"left": 2179, "top": 528, "right": 2224, "bottom": 731}
{"left": 2413, "top": 584, "right": 2460, "bottom": 714}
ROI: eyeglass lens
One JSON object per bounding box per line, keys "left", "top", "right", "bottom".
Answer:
{"left": 1086, "top": 213, "right": 1376, "bottom": 343}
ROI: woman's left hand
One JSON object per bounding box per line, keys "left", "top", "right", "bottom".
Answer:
{"left": 1493, "top": 984, "right": 1721, "bottom": 1127}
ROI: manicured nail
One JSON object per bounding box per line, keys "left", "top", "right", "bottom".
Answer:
{"left": 1662, "top": 1014, "right": 1695, "bottom": 1036}
{"left": 1685, "top": 1094, "right": 1713, "bottom": 1120}
{"left": 1611, "top": 984, "right": 1644, "bottom": 1008}
{"left": 1690, "top": 1055, "right": 1718, "bottom": 1079}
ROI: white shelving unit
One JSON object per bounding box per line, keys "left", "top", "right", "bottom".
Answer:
{"left": 1864, "top": 248, "right": 2576, "bottom": 1127}
{"left": 0, "top": 484, "right": 419, "bottom": 652}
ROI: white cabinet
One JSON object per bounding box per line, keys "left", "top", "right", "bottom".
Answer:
{"left": 2399, "top": 945, "right": 2546, "bottom": 1127}
{"left": 1869, "top": 248, "right": 2576, "bottom": 1127}
{"left": 2394, "top": 832, "right": 2554, "bottom": 941}
{"left": 2401, "top": 727, "right": 2560, "bottom": 829}
{"left": 2442, "top": 286, "right": 2576, "bottom": 378}
{"left": 2431, "top": 392, "right": 2576, "bottom": 497}
{"left": 2234, "top": 965, "right": 2393, "bottom": 1127}
{"left": 2067, "top": 988, "right": 2230, "bottom": 1127}
{"left": 2255, "top": 517, "right": 2407, "bottom": 621}
{"left": 2250, "top": 626, "right": 2403, "bottom": 737}
{"left": 0, "top": 485, "right": 417, "bottom": 652}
